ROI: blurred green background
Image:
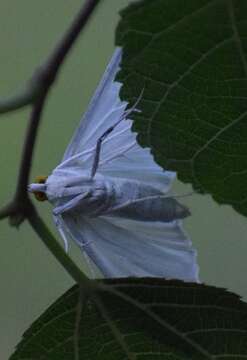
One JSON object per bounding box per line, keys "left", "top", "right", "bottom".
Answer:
{"left": 1, "top": 1, "right": 247, "bottom": 358}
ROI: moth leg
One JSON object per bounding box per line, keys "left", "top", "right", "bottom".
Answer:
{"left": 90, "top": 89, "right": 144, "bottom": 178}
{"left": 90, "top": 125, "right": 117, "bottom": 178}
{"left": 53, "top": 214, "right": 69, "bottom": 252}
{"left": 53, "top": 191, "right": 91, "bottom": 216}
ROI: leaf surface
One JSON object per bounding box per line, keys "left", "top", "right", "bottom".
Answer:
{"left": 116, "top": 0, "right": 247, "bottom": 217}
{"left": 10, "top": 278, "right": 247, "bottom": 360}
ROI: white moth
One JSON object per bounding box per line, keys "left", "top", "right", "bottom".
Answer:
{"left": 29, "top": 48, "right": 199, "bottom": 282}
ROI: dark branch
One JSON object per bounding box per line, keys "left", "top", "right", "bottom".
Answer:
{"left": 0, "top": 0, "right": 101, "bottom": 115}
{"left": 15, "top": 96, "right": 46, "bottom": 204}
{"left": 0, "top": 0, "right": 101, "bottom": 222}
{"left": 28, "top": 210, "right": 92, "bottom": 285}
{"left": 0, "top": 83, "right": 37, "bottom": 114}
{"left": 0, "top": 202, "right": 15, "bottom": 221}
{"left": 37, "top": 0, "right": 101, "bottom": 89}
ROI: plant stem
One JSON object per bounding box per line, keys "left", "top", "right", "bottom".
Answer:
{"left": 0, "top": 0, "right": 101, "bottom": 116}
{"left": 0, "top": 0, "right": 102, "bottom": 286}
{"left": 28, "top": 210, "right": 93, "bottom": 287}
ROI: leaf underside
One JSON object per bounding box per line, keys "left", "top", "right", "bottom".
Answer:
{"left": 10, "top": 278, "right": 247, "bottom": 360}
{"left": 116, "top": 0, "right": 247, "bottom": 218}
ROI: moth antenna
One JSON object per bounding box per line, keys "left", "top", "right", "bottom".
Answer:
{"left": 167, "top": 186, "right": 209, "bottom": 199}
{"left": 123, "top": 87, "right": 144, "bottom": 118}
{"left": 166, "top": 191, "right": 196, "bottom": 200}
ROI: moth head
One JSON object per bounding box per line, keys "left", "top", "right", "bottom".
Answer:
{"left": 28, "top": 175, "right": 48, "bottom": 201}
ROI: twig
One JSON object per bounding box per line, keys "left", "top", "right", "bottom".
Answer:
{"left": 0, "top": 0, "right": 101, "bottom": 115}
{"left": 15, "top": 96, "right": 46, "bottom": 205}
{"left": 16, "top": 0, "right": 101, "bottom": 201}
{"left": 0, "top": 83, "right": 38, "bottom": 114}
{"left": 0, "top": 202, "right": 15, "bottom": 221}
{"left": 0, "top": 0, "right": 101, "bottom": 223}
{"left": 0, "top": 0, "right": 101, "bottom": 287}
{"left": 28, "top": 210, "right": 93, "bottom": 285}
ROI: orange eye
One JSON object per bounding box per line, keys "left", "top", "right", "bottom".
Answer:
{"left": 34, "top": 175, "right": 48, "bottom": 202}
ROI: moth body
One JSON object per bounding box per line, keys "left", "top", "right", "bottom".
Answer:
{"left": 43, "top": 170, "right": 190, "bottom": 222}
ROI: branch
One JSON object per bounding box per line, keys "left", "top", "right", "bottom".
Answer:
{"left": 0, "top": 202, "right": 15, "bottom": 221}
{"left": 0, "top": 0, "right": 101, "bottom": 285}
{"left": 28, "top": 209, "right": 92, "bottom": 286}
{"left": 15, "top": 96, "right": 46, "bottom": 203}
{"left": 0, "top": 0, "right": 101, "bottom": 221}
{"left": 38, "top": 0, "right": 101, "bottom": 88}
{"left": 0, "top": 83, "right": 37, "bottom": 114}
{"left": 17, "top": 0, "right": 101, "bottom": 198}
{"left": 0, "top": 0, "right": 101, "bottom": 115}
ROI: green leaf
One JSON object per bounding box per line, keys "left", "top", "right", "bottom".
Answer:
{"left": 116, "top": 0, "right": 247, "bottom": 217}
{"left": 10, "top": 278, "right": 247, "bottom": 359}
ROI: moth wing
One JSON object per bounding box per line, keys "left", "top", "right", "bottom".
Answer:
{"left": 58, "top": 47, "right": 174, "bottom": 192}
{"left": 98, "top": 144, "right": 175, "bottom": 193}
{"left": 60, "top": 213, "right": 199, "bottom": 282}
{"left": 55, "top": 48, "right": 198, "bottom": 280}
{"left": 62, "top": 47, "right": 125, "bottom": 160}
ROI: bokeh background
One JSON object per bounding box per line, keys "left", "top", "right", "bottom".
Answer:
{"left": 1, "top": 1, "right": 247, "bottom": 358}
